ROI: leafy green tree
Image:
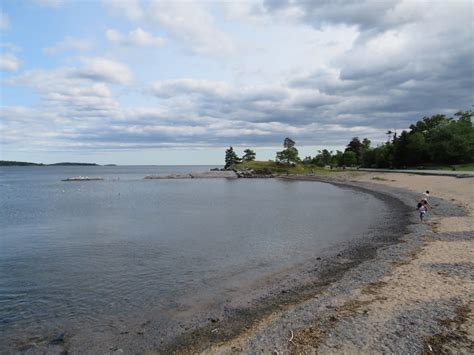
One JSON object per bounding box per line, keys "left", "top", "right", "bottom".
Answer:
{"left": 224, "top": 146, "right": 241, "bottom": 169}
{"left": 351, "top": 110, "right": 473, "bottom": 168}
{"left": 362, "top": 138, "right": 371, "bottom": 150}
{"left": 393, "top": 130, "right": 411, "bottom": 168}
{"left": 342, "top": 151, "right": 357, "bottom": 167}
{"left": 409, "top": 114, "right": 450, "bottom": 140}
{"left": 361, "top": 148, "right": 376, "bottom": 167}
{"left": 318, "top": 149, "right": 332, "bottom": 166}
{"left": 242, "top": 148, "right": 256, "bottom": 162}
{"left": 276, "top": 137, "right": 299, "bottom": 165}
{"left": 332, "top": 150, "right": 344, "bottom": 167}
{"left": 406, "top": 132, "right": 427, "bottom": 166}
{"left": 374, "top": 143, "right": 394, "bottom": 168}
{"left": 360, "top": 138, "right": 372, "bottom": 167}
{"left": 345, "top": 137, "right": 363, "bottom": 164}
{"left": 276, "top": 148, "right": 299, "bottom": 165}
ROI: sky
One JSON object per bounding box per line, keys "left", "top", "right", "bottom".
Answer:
{"left": 0, "top": 0, "right": 473, "bottom": 165}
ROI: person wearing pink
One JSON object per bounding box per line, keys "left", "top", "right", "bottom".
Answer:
{"left": 419, "top": 200, "right": 428, "bottom": 224}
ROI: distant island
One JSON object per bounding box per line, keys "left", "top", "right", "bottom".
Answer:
{"left": 0, "top": 160, "right": 102, "bottom": 167}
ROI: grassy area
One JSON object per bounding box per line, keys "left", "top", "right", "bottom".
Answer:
{"left": 236, "top": 160, "right": 334, "bottom": 175}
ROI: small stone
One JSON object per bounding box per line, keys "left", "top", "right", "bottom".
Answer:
{"left": 50, "top": 332, "right": 65, "bottom": 345}
{"left": 18, "top": 343, "right": 37, "bottom": 351}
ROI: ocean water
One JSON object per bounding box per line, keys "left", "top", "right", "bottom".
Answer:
{"left": 0, "top": 166, "right": 388, "bottom": 350}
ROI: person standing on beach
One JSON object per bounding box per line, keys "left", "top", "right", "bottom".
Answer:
{"left": 419, "top": 200, "right": 428, "bottom": 224}
{"left": 422, "top": 190, "right": 432, "bottom": 207}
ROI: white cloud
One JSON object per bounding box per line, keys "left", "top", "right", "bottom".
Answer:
{"left": 0, "top": 53, "right": 20, "bottom": 71}
{"left": 5, "top": 68, "right": 119, "bottom": 113}
{"left": 148, "top": 1, "right": 236, "bottom": 56}
{"left": 2, "top": 0, "right": 473, "bottom": 156}
{"left": 103, "top": 0, "right": 236, "bottom": 57}
{"left": 43, "top": 37, "right": 94, "bottom": 55}
{"left": 150, "top": 79, "right": 232, "bottom": 98}
{"left": 223, "top": 1, "right": 268, "bottom": 25}
{"left": 77, "top": 57, "right": 133, "bottom": 85}
{"left": 106, "top": 27, "right": 165, "bottom": 48}
{"left": 102, "top": 0, "right": 143, "bottom": 21}
{"left": 0, "top": 12, "right": 10, "bottom": 30}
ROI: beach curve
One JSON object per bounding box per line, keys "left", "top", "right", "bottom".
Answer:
{"left": 174, "top": 173, "right": 473, "bottom": 354}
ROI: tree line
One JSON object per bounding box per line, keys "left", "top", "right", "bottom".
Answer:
{"left": 224, "top": 110, "right": 473, "bottom": 169}
{"left": 336, "top": 110, "right": 473, "bottom": 168}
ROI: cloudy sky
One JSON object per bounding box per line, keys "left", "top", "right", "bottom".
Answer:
{"left": 1, "top": 0, "right": 473, "bottom": 165}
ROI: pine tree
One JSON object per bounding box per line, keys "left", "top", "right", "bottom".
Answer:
{"left": 224, "top": 146, "right": 241, "bottom": 169}
{"left": 242, "top": 149, "right": 256, "bottom": 162}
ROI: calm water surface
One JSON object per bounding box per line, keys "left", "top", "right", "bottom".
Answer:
{"left": 0, "top": 166, "right": 387, "bottom": 349}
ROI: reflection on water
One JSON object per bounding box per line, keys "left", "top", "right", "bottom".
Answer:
{"left": 0, "top": 166, "right": 387, "bottom": 350}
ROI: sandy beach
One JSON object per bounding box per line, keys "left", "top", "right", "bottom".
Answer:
{"left": 180, "top": 172, "right": 474, "bottom": 354}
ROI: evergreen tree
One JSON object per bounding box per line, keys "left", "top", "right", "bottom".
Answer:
{"left": 345, "top": 137, "right": 363, "bottom": 164}
{"left": 224, "top": 146, "right": 241, "bottom": 169}
{"left": 242, "top": 149, "right": 256, "bottom": 162}
{"left": 283, "top": 137, "right": 295, "bottom": 149}
{"left": 276, "top": 137, "right": 299, "bottom": 165}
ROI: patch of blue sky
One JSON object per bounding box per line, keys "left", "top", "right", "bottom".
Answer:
{"left": 0, "top": 84, "right": 39, "bottom": 107}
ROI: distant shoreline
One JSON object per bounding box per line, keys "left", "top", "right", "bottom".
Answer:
{"left": 0, "top": 160, "right": 112, "bottom": 167}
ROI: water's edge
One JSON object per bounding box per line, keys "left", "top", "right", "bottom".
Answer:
{"left": 152, "top": 178, "right": 417, "bottom": 353}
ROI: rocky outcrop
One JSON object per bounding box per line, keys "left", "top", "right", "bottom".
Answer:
{"left": 234, "top": 169, "right": 274, "bottom": 178}
{"left": 144, "top": 169, "right": 274, "bottom": 179}
{"left": 61, "top": 176, "right": 104, "bottom": 181}
{"left": 144, "top": 171, "right": 238, "bottom": 179}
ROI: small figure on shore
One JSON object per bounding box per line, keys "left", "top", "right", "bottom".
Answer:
{"left": 422, "top": 190, "right": 432, "bottom": 207}
{"left": 418, "top": 200, "right": 428, "bottom": 224}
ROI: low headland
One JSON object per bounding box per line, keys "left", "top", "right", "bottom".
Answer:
{"left": 0, "top": 160, "right": 102, "bottom": 166}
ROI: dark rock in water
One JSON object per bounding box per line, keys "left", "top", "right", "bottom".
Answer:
{"left": 62, "top": 176, "right": 104, "bottom": 181}
{"left": 145, "top": 171, "right": 238, "bottom": 179}
{"left": 50, "top": 332, "right": 65, "bottom": 344}
{"left": 316, "top": 257, "right": 322, "bottom": 260}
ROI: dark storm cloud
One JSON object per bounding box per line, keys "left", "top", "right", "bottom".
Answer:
{"left": 263, "top": 0, "right": 406, "bottom": 31}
